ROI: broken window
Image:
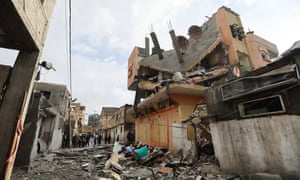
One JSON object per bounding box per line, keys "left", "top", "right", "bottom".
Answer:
{"left": 192, "top": 103, "right": 208, "bottom": 118}
{"left": 41, "top": 91, "right": 51, "bottom": 100}
{"left": 200, "top": 44, "right": 228, "bottom": 70}
{"left": 238, "top": 95, "right": 286, "bottom": 118}
{"left": 221, "top": 64, "right": 299, "bottom": 101}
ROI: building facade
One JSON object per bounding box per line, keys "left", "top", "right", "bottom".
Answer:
{"left": 70, "top": 102, "right": 86, "bottom": 135}
{"left": 246, "top": 31, "right": 278, "bottom": 69}
{"left": 127, "top": 6, "right": 279, "bottom": 158}
{"left": 99, "top": 105, "right": 134, "bottom": 144}
{"left": 15, "top": 82, "right": 70, "bottom": 170}
{"left": 99, "top": 107, "right": 119, "bottom": 143}
{"left": 0, "top": 1, "right": 56, "bottom": 177}
{"left": 205, "top": 42, "right": 300, "bottom": 179}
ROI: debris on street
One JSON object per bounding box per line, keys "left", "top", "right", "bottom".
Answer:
{"left": 12, "top": 143, "right": 240, "bottom": 180}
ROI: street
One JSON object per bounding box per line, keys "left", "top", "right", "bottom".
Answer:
{"left": 11, "top": 143, "right": 238, "bottom": 180}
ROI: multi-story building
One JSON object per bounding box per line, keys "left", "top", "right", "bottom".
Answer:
{"left": 99, "top": 105, "right": 134, "bottom": 143}
{"left": 99, "top": 107, "right": 119, "bottom": 142}
{"left": 127, "top": 6, "right": 278, "bottom": 155}
{"left": 88, "top": 113, "right": 100, "bottom": 131}
{"left": 246, "top": 31, "right": 279, "bottom": 69}
{"left": 205, "top": 42, "right": 300, "bottom": 179}
{"left": 109, "top": 104, "right": 134, "bottom": 143}
{"left": 15, "top": 82, "right": 70, "bottom": 170}
{"left": 0, "top": 1, "right": 56, "bottom": 177}
{"left": 70, "top": 102, "right": 86, "bottom": 135}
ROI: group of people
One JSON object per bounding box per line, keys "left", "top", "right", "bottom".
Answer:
{"left": 62, "top": 134, "right": 102, "bottom": 148}
{"left": 71, "top": 134, "right": 99, "bottom": 148}
{"left": 61, "top": 129, "right": 135, "bottom": 148}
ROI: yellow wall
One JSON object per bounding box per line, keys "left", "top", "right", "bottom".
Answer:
{"left": 136, "top": 105, "right": 180, "bottom": 150}
{"left": 170, "top": 94, "right": 204, "bottom": 121}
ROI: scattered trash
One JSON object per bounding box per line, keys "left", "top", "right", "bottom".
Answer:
{"left": 12, "top": 142, "right": 240, "bottom": 179}
{"left": 134, "top": 145, "right": 148, "bottom": 160}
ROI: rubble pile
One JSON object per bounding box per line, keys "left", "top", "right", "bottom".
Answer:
{"left": 12, "top": 143, "right": 240, "bottom": 180}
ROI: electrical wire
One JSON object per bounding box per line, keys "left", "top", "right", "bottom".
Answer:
{"left": 65, "top": 0, "right": 70, "bottom": 86}
{"left": 68, "top": 0, "right": 72, "bottom": 96}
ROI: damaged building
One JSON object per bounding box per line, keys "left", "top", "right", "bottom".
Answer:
{"left": 205, "top": 41, "right": 300, "bottom": 179}
{"left": 14, "top": 82, "right": 70, "bottom": 169}
{"left": 99, "top": 105, "right": 135, "bottom": 144}
{"left": 127, "top": 6, "right": 278, "bottom": 157}
{"left": 0, "top": 0, "right": 56, "bottom": 178}
{"left": 127, "top": 4, "right": 300, "bottom": 179}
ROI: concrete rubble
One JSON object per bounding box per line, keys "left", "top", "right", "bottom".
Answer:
{"left": 11, "top": 143, "right": 242, "bottom": 180}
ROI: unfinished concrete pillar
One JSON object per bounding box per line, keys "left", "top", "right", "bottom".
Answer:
{"left": 0, "top": 51, "right": 40, "bottom": 178}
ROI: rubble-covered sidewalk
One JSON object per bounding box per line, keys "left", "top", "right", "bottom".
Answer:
{"left": 12, "top": 143, "right": 241, "bottom": 180}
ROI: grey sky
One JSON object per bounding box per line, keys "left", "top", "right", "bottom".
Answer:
{"left": 1, "top": 0, "right": 300, "bottom": 115}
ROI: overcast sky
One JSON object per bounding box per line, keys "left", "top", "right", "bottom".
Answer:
{"left": 1, "top": 0, "right": 300, "bottom": 115}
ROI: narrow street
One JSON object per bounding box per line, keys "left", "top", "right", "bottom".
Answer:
{"left": 1, "top": 1, "right": 300, "bottom": 179}
{"left": 11, "top": 143, "right": 238, "bottom": 180}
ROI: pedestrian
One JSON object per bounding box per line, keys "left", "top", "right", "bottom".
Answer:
{"left": 127, "top": 129, "right": 135, "bottom": 144}
{"left": 98, "top": 134, "right": 102, "bottom": 145}
{"left": 89, "top": 135, "right": 94, "bottom": 147}
{"left": 62, "top": 134, "right": 68, "bottom": 148}
{"left": 108, "top": 134, "right": 111, "bottom": 144}
{"left": 94, "top": 134, "right": 97, "bottom": 145}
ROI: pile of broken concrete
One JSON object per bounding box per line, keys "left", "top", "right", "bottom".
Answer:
{"left": 12, "top": 142, "right": 240, "bottom": 180}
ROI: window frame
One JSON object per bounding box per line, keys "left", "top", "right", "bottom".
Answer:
{"left": 238, "top": 95, "right": 286, "bottom": 118}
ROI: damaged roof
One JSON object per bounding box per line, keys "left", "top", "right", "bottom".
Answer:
{"left": 137, "top": 83, "right": 207, "bottom": 109}
{"left": 139, "top": 15, "right": 221, "bottom": 73}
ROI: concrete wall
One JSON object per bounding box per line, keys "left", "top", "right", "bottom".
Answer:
{"left": 128, "top": 47, "right": 141, "bottom": 90}
{"left": 246, "top": 33, "right": 278, "bottom": 69}
{"left": 34, "top": 82, "right": 69, "bottom": 117}
{"left": 15, "top": 94, "right": 64, "bottom": 168}
{"left": 216, "top": 7, "right": 250, "bottom": 65}
{"left": 172, "top": 123, "right": 196, "bottom": 155}
{"left": 210, "top": 115, "right": 300, "bottom": 179}
{"left": 47, "top": 116, "right": 63, "bottom": 151}
{"left": 15, "top": 94, "right": 42, "bottom": 167}
{"left": 12, "top": 0, "right": 56, "bottom": 49}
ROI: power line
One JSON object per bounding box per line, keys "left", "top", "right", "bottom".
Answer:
{"left": 68, "top": 0, "right": 72, "bottom": 96}
{"left": 64, "top": 0, "right": 70, "bottom": 85}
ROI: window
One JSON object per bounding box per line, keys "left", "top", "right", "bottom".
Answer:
{"left": 41, "top": 91, "right": 51, "bottom": 100}
{"left": 238, "top": 95, "right": 285, "bottom": 118}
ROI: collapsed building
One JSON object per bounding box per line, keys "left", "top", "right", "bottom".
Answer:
{"left": 125, "top": 5, "right": 300, "bottom": 178}
{"left": 128, "top": 6, "right": 277, "bottom": 152}
{"left": 15, "top": 82, "right": 70, "bottom": 169}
